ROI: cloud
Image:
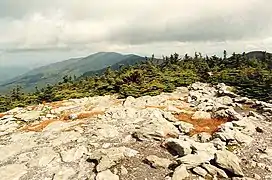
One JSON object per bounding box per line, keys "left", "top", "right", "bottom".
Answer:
{"left": 0, "top": 0, "right": 271, "bottom": 63}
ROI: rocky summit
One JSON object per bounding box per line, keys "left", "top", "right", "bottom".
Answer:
{"left": 0, "top": 82, "right": 271, "bottom": 180}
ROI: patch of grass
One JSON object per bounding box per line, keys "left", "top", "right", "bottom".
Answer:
{"left": 175, "top": 113, "right": 230, "bottom": 136}
{"left": 226, "top": 144, "right": 240, "bottom": 152}
{"left": 20, "top": 119, "right": 61, "bottom": 132}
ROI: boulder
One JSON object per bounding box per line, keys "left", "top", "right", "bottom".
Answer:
{"left": 190, "top": 142, "right": 217, "bottom": 156}
{"left": 172, "top": 165, "right": 190, "bottom": 180}
{"left": 120, "top": 166, "right": 128, "bottom": 175}
{"left": 89, "top": 147, "right": 138, "bottom": 172}
{"left": 215, "top": 150, "right": 244, "bottom": 177}
{"left": 175, "top": 121, "right": 194, "bottom": 134}
{"left": 192, "top": 167, "right": 208, "bottom": 177}
{"left": 232, "top": 118, "right": 255, "bottom": 135}
{"left": 176, "top": 151, "right": 214, "bottom": 168}
{"left": 96, "top": 170, "right": 119, "bottom": 180}
{"left": 165, "top": 138, "right": 192, "bottom": 156}
{"left": 195, "top": 132, "right": 212, "bottom": 143}
{"left": 145, "top": 155, "right": 172, "bottom": 168}
{"left": 201, "top": 163, "right": 228, "bottom": 178}
{"left": 216, "top": 96, "right": 233, "bottom": 106}
{"left": 134, "top": 115, "right": 180, "bottom": 140}
{"left": 225, "top": 108, "right": 243, "bottom": 121}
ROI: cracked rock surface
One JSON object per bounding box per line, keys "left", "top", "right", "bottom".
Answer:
{"left": 0, "top": 82, "right": 271, "bottom": 180}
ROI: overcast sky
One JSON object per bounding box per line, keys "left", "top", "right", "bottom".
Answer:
{"left": 0, "top": 0, "right": 272, "bottom": 67}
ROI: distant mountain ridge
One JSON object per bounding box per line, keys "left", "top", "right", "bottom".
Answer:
{"left": 81, "top": 54, "right": 146, "bottom": 77}
{"left": 0, "top": 52, "right": 145, "bottom": 92}
{"left": 0, "top": 66, "right": 31, "bottom": 84}
{"left": 245, "top": 51, "right": 272, "bottom": 60}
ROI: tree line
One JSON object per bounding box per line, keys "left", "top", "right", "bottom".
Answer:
{"left": 0, "top": 51, "right": 271, "bottom": 112}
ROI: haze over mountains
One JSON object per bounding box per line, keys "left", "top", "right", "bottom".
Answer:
{"left": 0, "top": 66, "right": 31, "bottom": 84}
{"left": 0, "top": 52, "right": 145, "bottom": 92}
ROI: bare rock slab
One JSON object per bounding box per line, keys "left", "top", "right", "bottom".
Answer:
{"left": 0, "top": 164, "right": 27, "bottom": 180}
{"left": 215, "top": 150, "right": 244, "bottom": 177}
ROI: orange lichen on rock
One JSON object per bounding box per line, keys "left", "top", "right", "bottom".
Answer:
{"left": 175, "top": 113, "right": 229, "bottom": 136}
{"left": 20, "top": 119, "right": 62, "bottom": 132}
{"left": 59, "top": 113, "right": 70, "bottom": 121}
{"left": 0, "top": 113, "right": 5, "bottom": 118}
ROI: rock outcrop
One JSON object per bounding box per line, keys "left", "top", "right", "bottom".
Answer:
{"left": 0, "top": 82, "right": 271, "bottom": 180}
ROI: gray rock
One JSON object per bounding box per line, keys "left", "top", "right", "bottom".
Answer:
{"left": 53, "top": 166, "right": 77, "bottom": 180}
{"left": 232, "top": 178, "right": 255, "bottom": 180}
{"left": 253, "top": 174, "right": 261, "bottom": 180}
{"left": 165, "top": 138, "right": 192, "bottom": 156}
{"left": 260, "top": 148, "right": 272, "bottom": 160}
{"left": 233, "top": 130, "right": 253, "bottom": 146}
{"left": 215, "top": 150, "right": 244, "bottom": 177}
{"left": 265, "top": 165, "right": 272, "bottom": 172}
{"left": 211, "top": 138, "right": 226, "bottom": 150}
{"left": 145, "top": 155, "right": 172, "bottom": 168}
{"left": 0, "top": 140, "right": 37, "bottom": 162}
{"left": 61, "top": 146, "right": 88, "bottom": 162}
{"left": 172, "top": 165, "right": 190, "bottom": 180}
{"left": 197, "top": 102, "right": 214, "bottom": 112}
{"left": 232, "top": 118, "right": 255, "bottom": 135}
{"left": 120, "top": 166, "right": 128, "bottom": 175}
{"left": 162, "top": 112, "right": 179, "bottom": 122}
{"left": 214, "top": 109, "right": 229, "bottom": 118}
{"left": 216, "top": 83, "right": 238, "bottom": 98}
{"left": 234, "top": 97, "right": 248, "bottom": 103}
{"left": 29, "top": 147, "right": 60, "bottom": 167}
{"left": 77, "top": 156, "right": 96, "bottom": 179}
{"left": 94, "top": 124, "right": 120, "bottom": 139}
{"left": 123, "top": 96, "right": 136, "bottom": 107}
{"left": 177, "top": 151, "right": 214, "bottom": 168}
{"left": 190, "top": 141, "right": 217, "bottom": 156}
{"left": 225, "top": 108, "right": 243, "bottom": 121}
{"left": 175, "top": 121, "right": 194, "bottom": 134}
{"left": 14, "top": 111, "right": 41, "bottom": 122}
{"left": 134, "top": 113, "right": 180, "bottom": 139}
{"left": 192, "top": 166, "right": 208, "bottom": 177}
{"left": 90, "top": 147, "right": 138, "bottom": 172}
{"left": 96, "top": 170, "right": 119, "bottom": 180}
{"left": 50, "top": 131, "right": 82, "bottom": 146}
{"left": 196, "top": 132, "right": 212, "bottom": 143}
{"left": 248, "top": 111, "right": 265, "bottom": 120}
{"left": 216, "top": 96, "right": 233, "bottom": 106}
{"left": 0, "top": 164, "right": 27, "bottom": 180}
{"left": 192, "top": 111, "right": 211, "bottom": 120}
{"left": 201, "top": 163, "right": 228, "bottom": 178}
